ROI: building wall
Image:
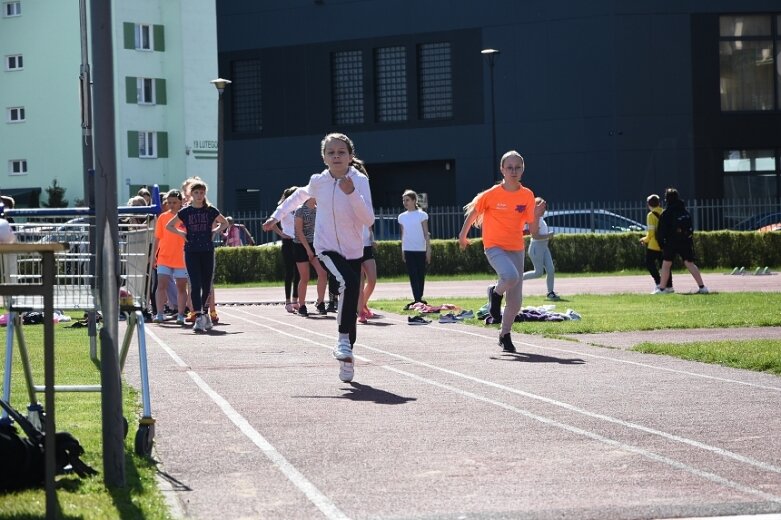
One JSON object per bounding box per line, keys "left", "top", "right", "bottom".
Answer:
{"left": 0, "top": 1, "right": 217, "bottom": 207}
{"left": 215, "top": 0, "right": 781, "bottom": 212}
{"left": 0, "top": 1, "right": 83, "bottom": 205}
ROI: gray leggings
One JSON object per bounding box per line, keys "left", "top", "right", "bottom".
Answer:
{"left": 522, "top": 239, "right": 555, "bottom": 293}
{"left": 485, "top": 247, "right": 525, "bottom": 335}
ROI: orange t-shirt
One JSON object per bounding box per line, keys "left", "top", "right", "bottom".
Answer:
{"left": 154, "top": 212, "right": 186, "bottom": 269}
{"left": 474, "top": 183, "right": 536, "bottom": 251}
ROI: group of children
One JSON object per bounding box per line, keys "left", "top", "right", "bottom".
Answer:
{"left": 151, "top": 177, "right": 228, "bottom": 332}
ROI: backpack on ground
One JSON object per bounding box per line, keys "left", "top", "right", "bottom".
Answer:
{"left": 0, "top": 398, "right": 97, "bottom": 491}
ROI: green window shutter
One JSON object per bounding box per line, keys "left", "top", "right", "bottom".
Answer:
{"left": 127, "top": 131, "right": 139, "bottom": 158}
{"left": 125, "top": 77, "right": 137, "bottom": 104}
{"left": 153, "top": 25, "right": 165, "bottom": 52}
{"left": 155, "top": 79, "right": 167, "bottom": 105}
{"left": 157, "top": 132, "right": 168, "bottom": 158}
{"left": 123, "top": 23, "right": 135, "bottom": 49}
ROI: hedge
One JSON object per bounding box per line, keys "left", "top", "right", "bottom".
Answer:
{"left": 214, "top": 231, "right": 781, "bottom": 283}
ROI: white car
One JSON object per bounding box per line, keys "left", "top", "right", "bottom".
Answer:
{"left": 542, "top": 209, "right": 646, "bottom": 234}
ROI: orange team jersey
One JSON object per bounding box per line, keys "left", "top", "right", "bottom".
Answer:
{"left": 474, "top": 183, "right": 536, "bottom": 251}
{"left": 154, "top": 211, "right": 186, "bottom": 269}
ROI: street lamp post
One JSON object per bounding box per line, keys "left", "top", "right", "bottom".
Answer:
{"left": 481, "top": 48, "right": 500, "bottom": 182}
{"left": 211, "top": 78, "right": 231, "bottom": 210}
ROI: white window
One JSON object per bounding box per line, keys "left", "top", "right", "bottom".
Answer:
{"left": 137, "top": 78, "right": 155, "bottom": 104}
{"left": 138, "top": 132, "right": 156, "bottom": 158}
{"left": 3, "top": 2, "right": 21, "bottom": 17}
{"left": 9, "top": 159, "right": 27, "bottom": 175}
{"left": 7, "top": 107, "right": 25, "bottom": 122}
{"left": 5, "top": 54, "right": 23, "bottom": 70}
{"left": 134, "top": 24, "right": 152, "bottom": 50}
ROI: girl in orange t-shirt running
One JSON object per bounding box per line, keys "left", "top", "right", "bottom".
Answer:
{"left": 458, "top": 151, "right": 542, "bottom": 353}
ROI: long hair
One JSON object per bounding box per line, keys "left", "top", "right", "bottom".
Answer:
{"left": 402, "top": 189, "right": 419, "bottom": 208}
{"left": 463, "top": 189, "right": 489, "bottom": 228}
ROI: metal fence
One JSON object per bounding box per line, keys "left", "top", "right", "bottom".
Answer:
{"left": 228, "top": 198, "right": 781, "bottom": 244}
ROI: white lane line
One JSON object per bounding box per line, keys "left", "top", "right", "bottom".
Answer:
{"left": 145, "top": 328, "right": 351, "bottom": 520}
{"left": 382, "top": 316, "right": 781, "bottom": 393}
{"left": 222, "top": 307, "right": 781, "bottom": 477}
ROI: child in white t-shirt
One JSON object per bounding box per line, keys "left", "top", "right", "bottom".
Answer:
{"left": 398, "top": 189, "right": 431, "bottom": 308}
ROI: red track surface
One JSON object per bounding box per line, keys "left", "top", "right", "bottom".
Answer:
{"left": 125, "top": 273, "right": 781, "bottom": 519}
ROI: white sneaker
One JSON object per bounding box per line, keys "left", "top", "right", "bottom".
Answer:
{"left": 339, "top": 360, "right": 354, "bottom": 382}
{"left": 697, "top": 286, "right": 709, "bottom": 294}
{"left": 332, "top": 339, "right": 353, "bottom": 362}
{"left": 193, "top": 314, "right": 206, "bottom": 332}
{"left": 662, "top": 287, "right": 675, "bottom": 294}
{"left": 204, "top": 313, "right": 213, "bottom": 330}
{"left": 652, "top": 287, "right": 663, "bottom": 294}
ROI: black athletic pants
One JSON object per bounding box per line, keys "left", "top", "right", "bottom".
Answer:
{"left": 404, "top": 250, "right": 427, "bottom": 302}
{"left": 319, "top": 251, "right": 362, "bottom": 346}
{"left": 281, "top": 238, "right": 300, "bottom": 300}
{"left": 645, "top": 249, "right": 672, "bottom": 288}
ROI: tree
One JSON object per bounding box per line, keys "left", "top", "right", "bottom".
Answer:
{"left": 42, "top": 179, "right": 69, "bottom": 208}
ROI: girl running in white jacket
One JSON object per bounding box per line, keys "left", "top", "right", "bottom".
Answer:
{"left": 263, "top": 133, "right": 374, "bottom": 382}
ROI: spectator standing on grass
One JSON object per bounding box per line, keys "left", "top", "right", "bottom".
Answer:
{"left": 263, "top": 133, "right": 375, "bottom": 383}
{"left": 166, "top": 180, "right": 229, "bottom": 332}
{"left": 271, "top": 186, "right": 301, "bottom": 313}
{"left": 293, "top": 198, "right": 328, "bottom": 316}
{"left": 522, "top": 196, "right": 559, "bottom": 300}
{"left": 640, "top": 194, "right": 673, "bottom": 293}
{"left": 398, "top": 189, "right": 431, "bottom": 310}
{"left": 656, "top": 187, "right": 708, "bottom": 295}
{"left": 223, "top": 216, "right": 255, "bottom": 246}
{"left": 458, "top": 151, "right": 540, "bottom": 353}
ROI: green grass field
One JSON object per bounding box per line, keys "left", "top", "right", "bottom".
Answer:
{"left": 0, "top": 288, "right": 779, "bottom": 517}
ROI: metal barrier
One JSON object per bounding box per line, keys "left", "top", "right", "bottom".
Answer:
{"left": 0, "top": 209, "right": 158, "bottom": 457}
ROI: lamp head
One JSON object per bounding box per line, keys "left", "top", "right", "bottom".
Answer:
{"left": 210, "top": 78, "right": 232, "bottom": 93}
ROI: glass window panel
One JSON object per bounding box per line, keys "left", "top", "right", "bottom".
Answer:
{"left": 231, "top": 59, "right": 263, "bottom": 133}
{"left": 719, "top": 40, "right": 774, "bottom": 110}
{"left": 332, "top": 50, "right": 364, "bottom": 125}
{"left": 375, "top": 46, "right": 407, "bottom": 122}
{"left": 719, "top": 15, "right": 771, "bottom": 37}
{"left": 722, "top": 150, "right": 777, "bottom": 199}
{"left": 418, "top": 42, "right": 453, "bottom": 120}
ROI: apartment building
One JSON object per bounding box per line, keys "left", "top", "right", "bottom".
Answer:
{"left": 1, "top": 0, "right": 219, "bottom": 207}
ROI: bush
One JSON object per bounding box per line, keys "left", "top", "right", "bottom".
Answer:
{"left": 213, "top": 231, "right": 781, "bottom": 283}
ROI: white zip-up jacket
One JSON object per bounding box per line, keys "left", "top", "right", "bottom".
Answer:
{"left": 272, "top": 167, "right": 374, "bottom": 260}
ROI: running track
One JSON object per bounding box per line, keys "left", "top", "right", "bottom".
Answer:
{"left": 125, "top": 288, "right": 781, "bottom": 520}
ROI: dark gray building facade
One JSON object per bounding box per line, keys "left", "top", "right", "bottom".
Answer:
{"left": 216, "top": 0, "right": 781, "bottom": 213}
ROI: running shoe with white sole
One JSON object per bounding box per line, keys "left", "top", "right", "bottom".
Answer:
{"left": 339, "top": 360, "right": 354, "bottom": 382}
{"left": 193, "top": 314, "right": 206, "bottom": 332}
{"left": 332, "top": 339, "right": 353, "bottom": 362}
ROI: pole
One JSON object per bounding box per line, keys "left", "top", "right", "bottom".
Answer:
{"left": 481, "top": 49, "right": 500, "bottom": 182}
{"left": 90, "top": 0, "right": 125, "bottom": 487}
{"left": 217, "top": 90, "right": 225, "bottom": 210}
{"left": 489, "top": 57, "right": 497, "bottom": 181}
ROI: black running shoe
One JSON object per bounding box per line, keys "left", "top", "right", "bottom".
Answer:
{"left": 499, "top": 333, "right": 516, "bottom": 353}
{"left": 487, "top": 285, "right": 503, "bottom": 321}
{"left": 298, "top": 305, "right": 308, "bottom": 317}
{"left": 316, "top": 301, "right": 327, "bottom": 315}
{"left": 326, "top": 299, "right": 338, "bottom": 313}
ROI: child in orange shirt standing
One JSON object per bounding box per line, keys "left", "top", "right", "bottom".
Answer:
{"left": 153, "top": 190, "right": 188, "bottom": 325}
{"left": 458, "top": 151, "right": 541, "bottom": 353}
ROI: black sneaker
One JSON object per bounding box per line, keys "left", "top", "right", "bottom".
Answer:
{"left": 487, "top": 285, "right": 503, "bottom": 321}
{"left": 499, "top": 333, "right": 516, "bottom": 353}
{"left": 316, "top": 301, "right": 327, "bottom": 315}
{"left": 326, "top": 299, "right": 338, "bottom": 313}
{"left": 298, "top": 305, "right": 308, "bottom": 317}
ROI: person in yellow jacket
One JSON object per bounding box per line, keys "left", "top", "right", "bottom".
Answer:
{"left": 640, "top": 194, "right": 672, "bottom": 293}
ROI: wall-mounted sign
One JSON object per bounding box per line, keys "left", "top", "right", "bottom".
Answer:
{"left": 192, "top": 139, "right": 218, "bottom": 160}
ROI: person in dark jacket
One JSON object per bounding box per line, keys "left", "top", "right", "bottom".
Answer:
{"left": 656, "top": 188, "right": 708, "bottom": 294}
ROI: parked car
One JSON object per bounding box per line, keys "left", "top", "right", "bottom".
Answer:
{"left": 731, "top": 211, "right": 781, "bottom": 231}
{"left": 542, "top": 209, "right": 645, "bottom": 234}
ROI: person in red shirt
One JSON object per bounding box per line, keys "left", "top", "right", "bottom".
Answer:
{"left": 458, "top": 151, "right": 541, "bottom": 353}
